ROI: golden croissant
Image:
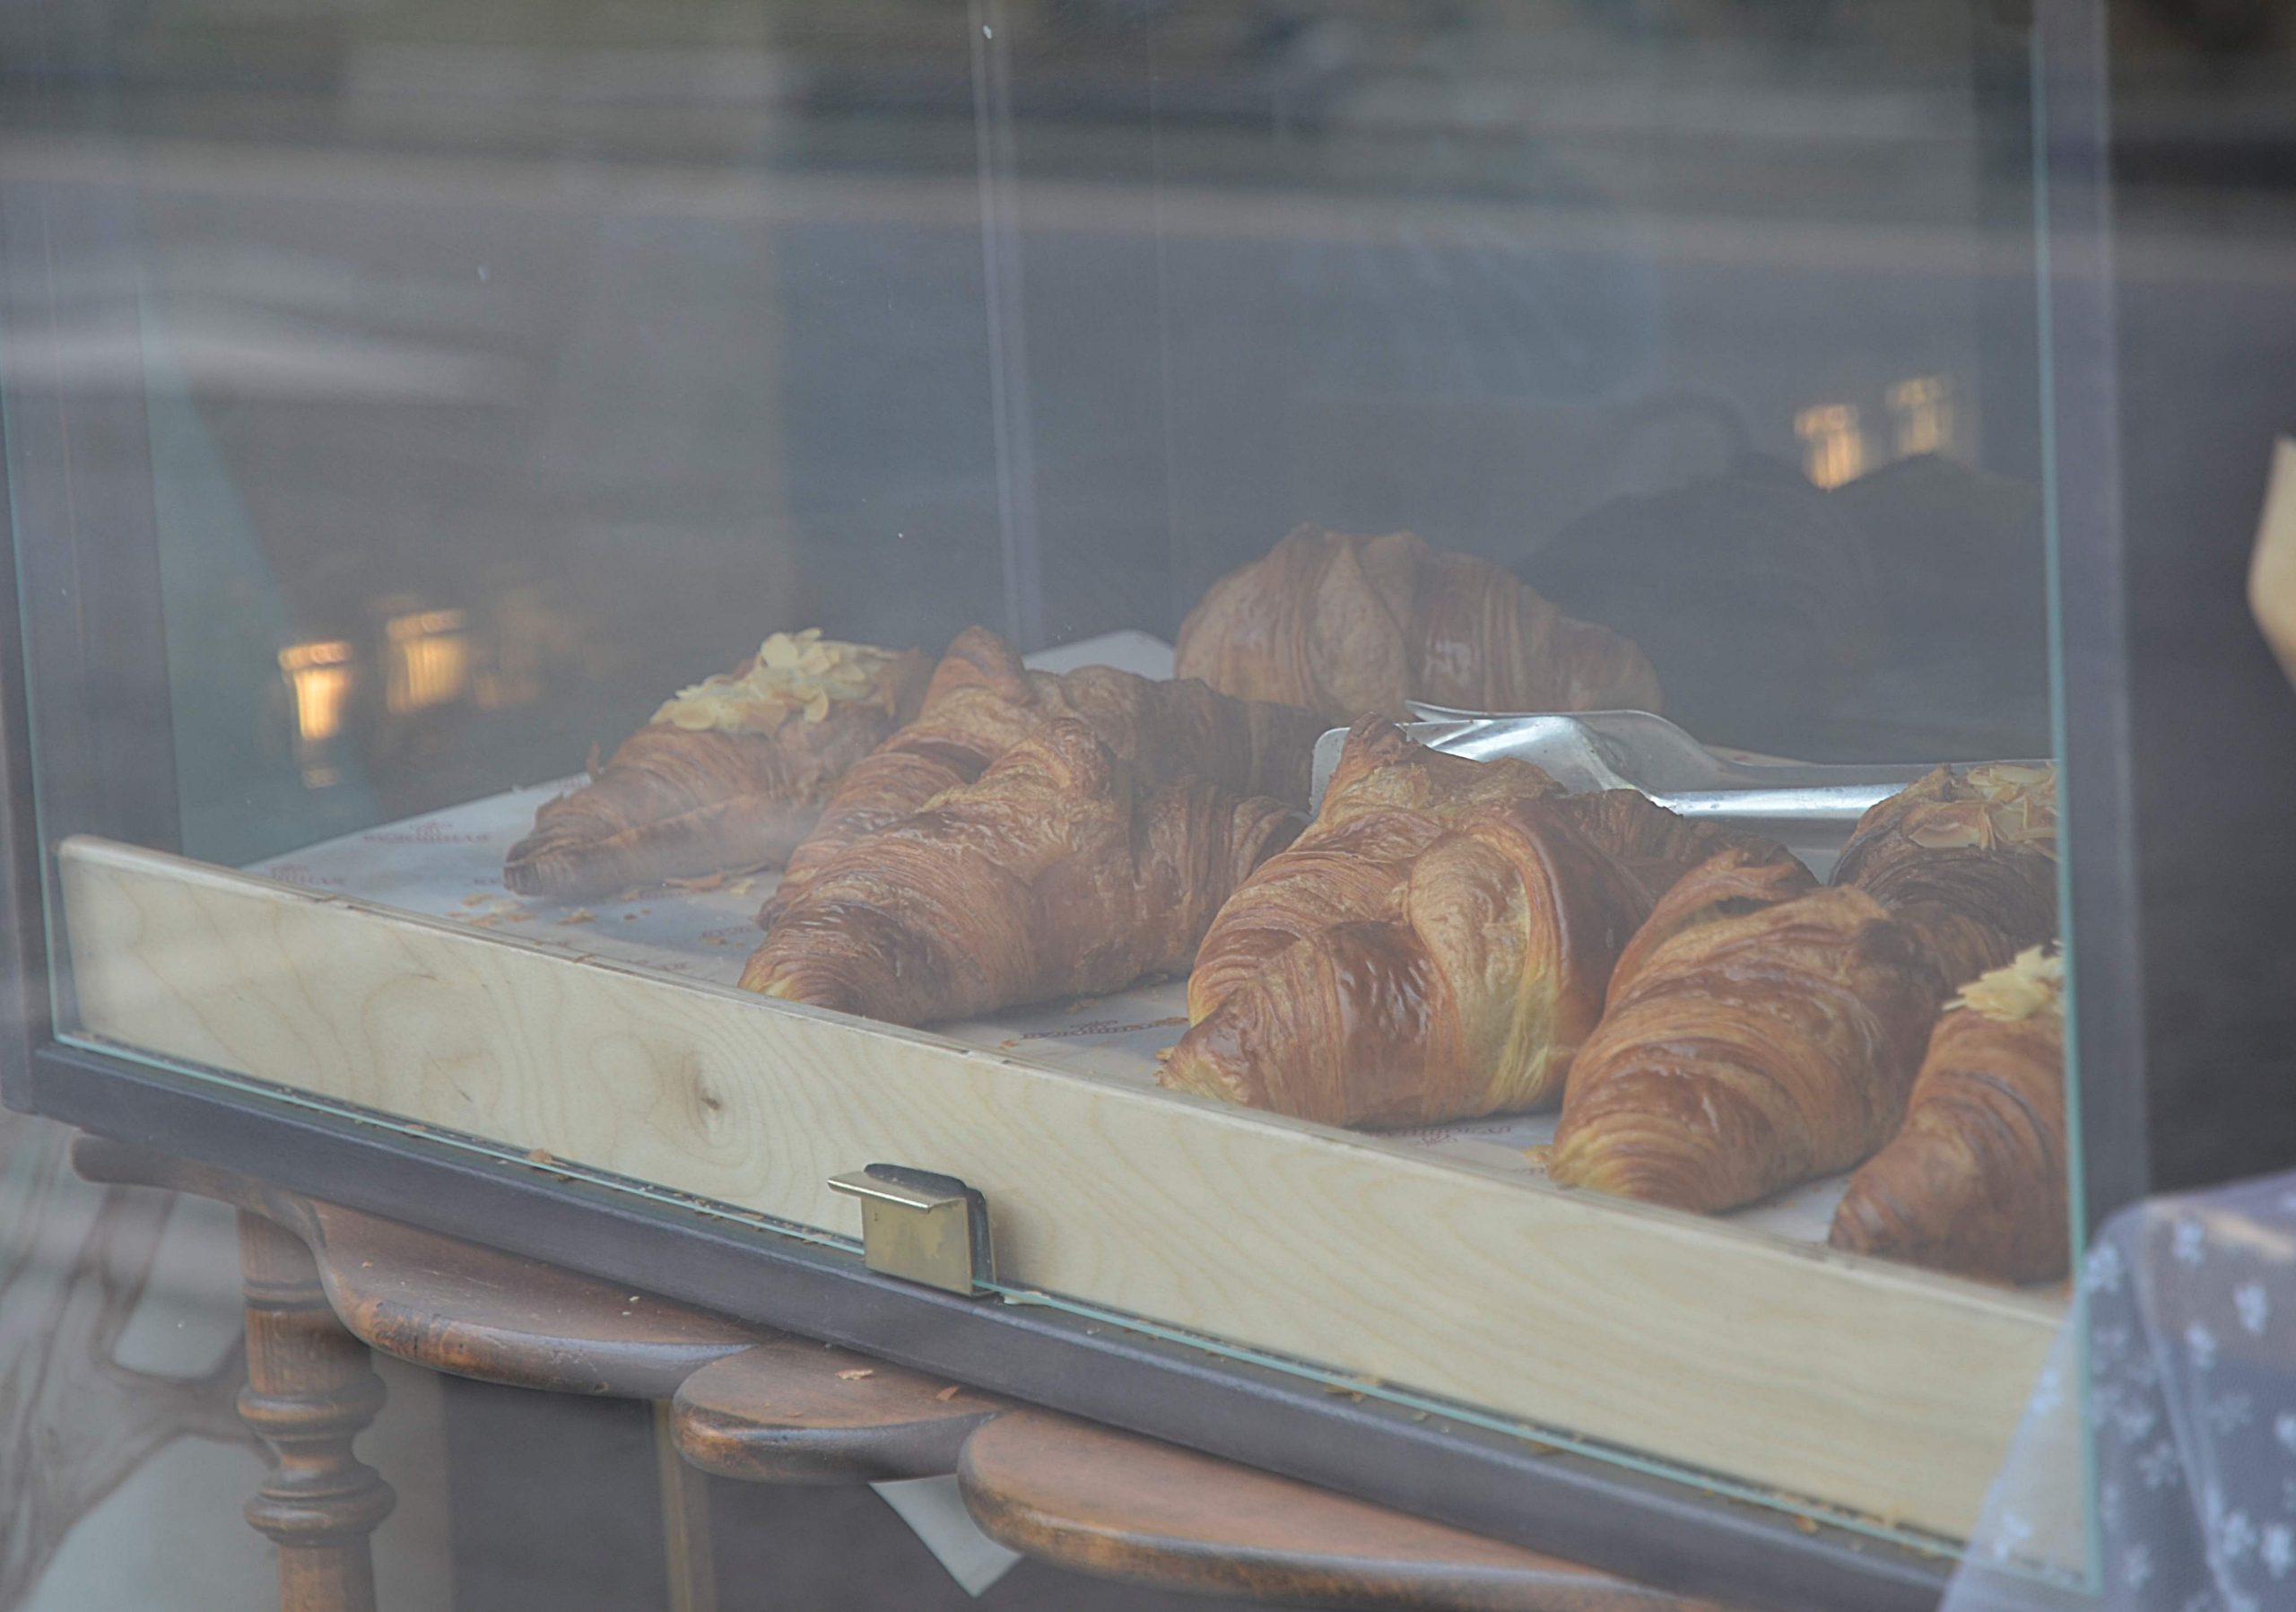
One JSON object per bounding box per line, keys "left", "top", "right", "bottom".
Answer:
{"left": 1830, "top": 762, "right": 2058, "bottom": 992}
{"left": 1830, "top": 947, "right": 2068, "bottom": 1284}
{"left": 1161, "top": 719, "right": 1787, "bottom": 1128}
{"left": 1550, "top": 869, "right": 1942, "bottom": 1214}
{"left": 763, "top": 625, "right": 1321, "bottom": 927}
{"left": 1173, "top": 525, "right": 1662, "bottom": 722}
{"left": 505, "top": 632, "right": 928, "bottom": 902}
{"left": 741, "top": 719, "right": 1302, "bottom": 1025}
{"left": 1177, "top": 716, "right": 1562, "bottom": 1030}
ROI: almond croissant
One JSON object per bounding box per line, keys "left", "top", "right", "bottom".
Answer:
{"left": 505, "top": 632, "right": 929, "bottom": 902}
{"left": 1549, "top": 869, "right": 1942, "bottom": 1214}
{"left": 1830, "top": 762, "right": 2058, "bottom": 992}
{"left": 740, "top": 719, "right": 1302, "bottom": 1025}
{"left": 762, "top": 625, "right": 1321, "bottom": 927}
{"left": 1174, "top": 525, "right": 1662, "bottom": 722}
{"left": 1161, "top": 719, "right": 1787, "bottom": 1127}
{"left": 1829, "top": 947, "right": 2068, "bottom": 1284}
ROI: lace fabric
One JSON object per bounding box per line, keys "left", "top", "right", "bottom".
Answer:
{"left": 1943, "top": 1172, "right": 2296, "bottom": 1611}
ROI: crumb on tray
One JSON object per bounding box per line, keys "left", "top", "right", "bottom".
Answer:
{"left": 559, "top": 909, "right": 595, "bottom": 925}
{"left": 836, "top": 1368, "right": 874, "bottom": 1381}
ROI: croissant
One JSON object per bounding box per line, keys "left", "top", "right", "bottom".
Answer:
{"left": 1829, "top": 948, "right": 2068, "bottom": 1284}
{"left": 1178, "top": 716, "right": 1562, "bottom": 1026}
{"left": 741, "top": 719, "right": 1302, "bottom": 1025}
{"left": 763, "top": 625, "right": 1322, "bottom": 926}
{"left": 1161, "top": 719, "right": 1789, "bottom": 1127}
{"left": 1831, "top": 762, "right": 2058, "bottom": 991}
{"left": 1605, "top": 841, "right": 1820, "bottom": 996}
{"left": 1549, "top": 869, "right": 1942, "bottom": 1214}
{"left": 505, "top": 632, "right": 929, "bottom": 902}
{"left": 1174, "top": 526, "right": 1662, "bottom": 723}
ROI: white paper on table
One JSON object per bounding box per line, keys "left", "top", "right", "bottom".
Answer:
{"left": 871, "top": 1477, "right": 1025, "bottom": 1598}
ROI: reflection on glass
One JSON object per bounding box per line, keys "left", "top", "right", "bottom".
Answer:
{"left": 279, "top": 640, "right": 355, "bottom": 788}
{"left": 1889, "top": 376, "right": 1958, "bottom": 459}
{"left": 0, "top": 0, "right": 2101, "bottom": 1579}
{"left": 1796, "top": 404, "right": 1869, "bottom": 490}
{"left": 383, "top": 607, "right": 473, "bottom": 717}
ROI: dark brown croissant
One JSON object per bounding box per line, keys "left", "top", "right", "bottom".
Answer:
{"left": 740, "top": 719, "right": 1302, "bottom": 1025}
{"left": 1173, "top": 525, "right": 1662, "bottom": 723}
{"left": 505, "top": 632, "right": 929, "bottom": 902}
{"left": 1550, "top": 869, "right": 1942, "bottom": 1214}
{"left": 1829, "top": 948, "right": 2068, "bottom": 1284}
{"left": 1831, "top": 762, "right": 2057, "bottom": 993}
{"left": 1162, "top": 719, "right": 1790, "bottom": 1127}
{"left": 762, "top": 625, "right": 1322, "bottom": 927}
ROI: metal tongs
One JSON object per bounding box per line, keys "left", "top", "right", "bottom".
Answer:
{"left": 1310, "top": 707, "right": 2043, "bottom": 861}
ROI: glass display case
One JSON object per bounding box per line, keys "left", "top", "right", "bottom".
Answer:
{"left": 2, "top": 0, "right": 2212, "bottom": 1605}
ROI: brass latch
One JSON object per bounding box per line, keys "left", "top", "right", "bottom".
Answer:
{"left": 828, "top": 1164, "right": 996, "bottom": 1297}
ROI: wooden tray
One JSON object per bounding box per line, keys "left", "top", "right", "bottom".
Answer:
{"left": 58, "top": 834, "right": 2066, "bottom": 1544}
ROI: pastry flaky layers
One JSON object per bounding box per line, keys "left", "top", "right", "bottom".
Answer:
{"left": 1160, "top": 718, "right": 1797, "bottom": 1128}
{"left": 1173, "top": 525, "right": 1663, "bottom": 724}
{"left": 762, "top": 624, "right": 1323, "bottom": 927}
{"left": 741, "top": 718, "right": 1302, "bottom": 1025}
{"left": 1550, "top": 762, "right": 2059, "bottom": 1216}
{"left": 1829, "top": 947, "right": 2069, "bottom": 1285}
{"left": 505, "top": 631, "right": 930, "bottom": 902}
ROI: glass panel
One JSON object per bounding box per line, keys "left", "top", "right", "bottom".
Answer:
{"left": 4, "top": 0, "right": 2095, "bottom": 1575}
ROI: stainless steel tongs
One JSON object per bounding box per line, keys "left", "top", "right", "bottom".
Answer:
{"left": 1309, "top": 707, "right": 2046, "bottom": 859}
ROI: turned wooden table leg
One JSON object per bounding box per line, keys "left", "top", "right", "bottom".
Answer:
{"left": 238, "top": 1211, "right": 397, "bottom": 1612}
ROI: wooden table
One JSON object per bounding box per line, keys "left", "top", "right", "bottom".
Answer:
{"left": 73, "top": 1136, "right": 1739, "bottom": 1612}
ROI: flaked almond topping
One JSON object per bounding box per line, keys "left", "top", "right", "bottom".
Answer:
{"left": 1951, "top": 945, "right": 2063, "bottom": 1023}
{"left": 1970, "top": 762, "right": 2056, "bottom": 794}
{"left": 1900, "top": 763, "right": 2060, "bottom": 858}
{"left": 651, "top": 630, "right": 900, "bottom": 733}
{"left": 1907, "top": 815, "right": 1990, "bottom": 851}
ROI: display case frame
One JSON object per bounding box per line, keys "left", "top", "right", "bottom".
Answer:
{"left": 0, "top": 4, "right": 2136, "bottom": 1609}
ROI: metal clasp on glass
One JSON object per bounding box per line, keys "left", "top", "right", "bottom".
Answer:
{"left": 827, "top": 1164, "right": 996, "bottom": 1298}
